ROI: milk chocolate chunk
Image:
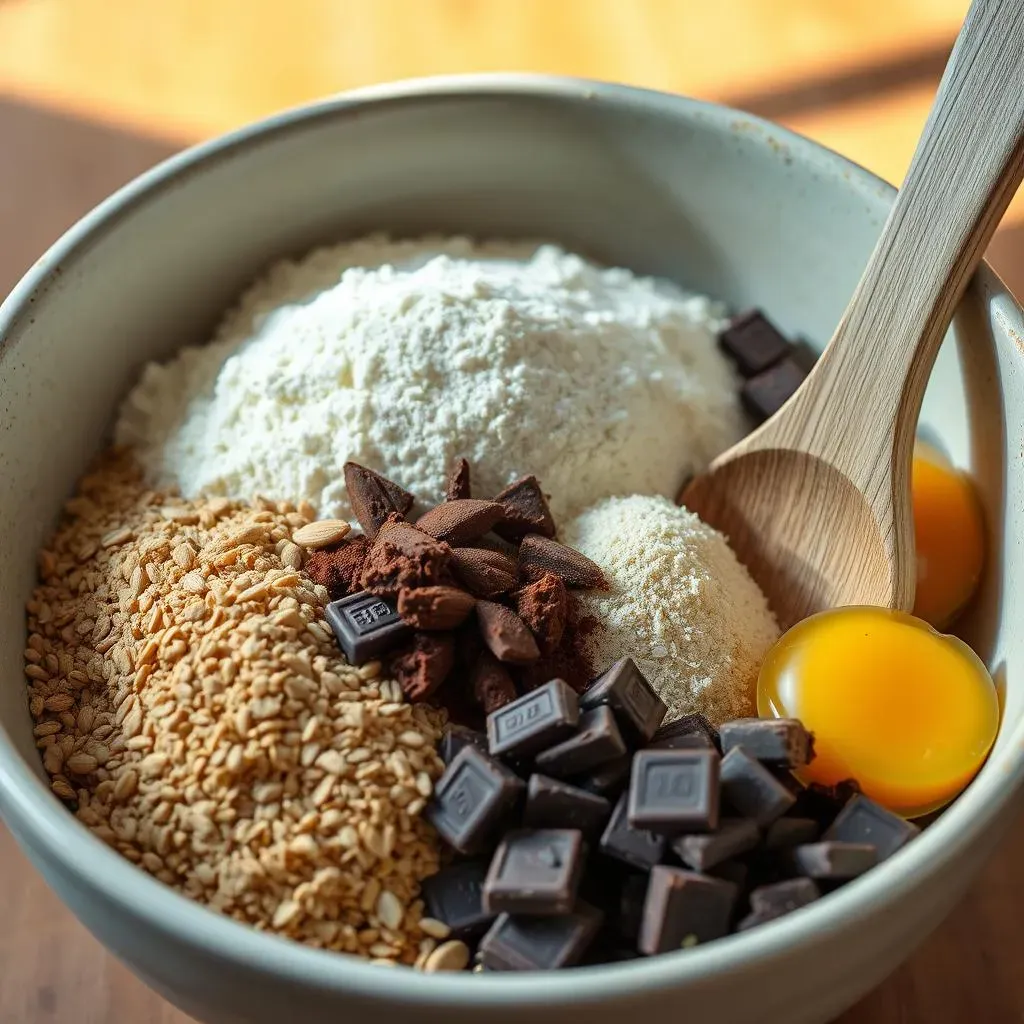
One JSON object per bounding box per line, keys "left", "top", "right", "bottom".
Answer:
{"left": 487, "top": 678, "right": 579, "bottom": 758}
{"left": 824, "top": 795, "right": 920, "bottom": 861}
{"left": 471, "top": 651, "right": 519, "bottom": 714}
{"left": 492, "top": 475, "right": 556, "bottom": 540}
{"left": 304, "top": 535, "right": 370, "bottom": 600}
{"left": 476, "top": 600, "right": 541, "bottom": 664}
{"left": 426, "top": 746, "right": 524, "bottom": 854}
{"left": 638, "top": 866, "right": 737, "bottom": 954}
{"left": 717, "top": 309, "right": 792, "bottom": 377}
{"left": 599, "top": 791, "right": 667, "bottom": 870}
{"left": 649, "top": 713, "right": 721, "bottom": 753}
{"left": 741, "top": 355, "right": 807, "bottom": 423}
{"left": 524, "top": 774, "right": 612, "bottom": 836}
{"left": 416, "top": 499, "right": 506, "bottom": 545}
{"left": 343, "top": 462, "right": 414, "bottom": 537}
{"left": 719, "top": 747, "right": 796, "bottom": 825}
{"left": 535, "top": 706, "right": 627, "bottom": 778}
{"left": 516, "top": 572, "right": 568, "bottom": 655}
{"left": 452, "top": 547, "right": 518, "bottom": 598}
{"left": 763, "top": 817, "right": 820, "bottom": 850}
{"left": 446, "top": 457, "right": 472, "bottom": 501}
{"left": 388, "top": 632, "right": 454, "bottom": 700}
{"left": 671, "top": 818, "right": 760, "bottom": 872}
{"left": 790, "top": 841, "right": 877, "bottom": 881}
{"left": 479, "top": 901, "right": 604, "bottom": 971}
{"left": 397, "top": 585, "right": 476, "bottom": 630}
{"left": 483, "top": 829, "right": 585, "bottom": 915}
{"left": 361, "top": 518, "right": 453, "bottom": 594}
{"left": 580, "top": 657, "right": 666, "bottom": 745}
{"left": 628, "top": 749, "right": 720, "bottom": 834}
{"left": 518, "top": 535, "right": 606, "bottom": 590}
{"left": 325, "top": 591, "right": 411, "bottom": 664}
{"left": 420, "top": 860, "right": 495, "bottom": 940}
{"left": 737, "top": 877, "right": 820, "bottom": 931}
{"left": 719, "top": 718, "right": 814, "bottom": 768}
{"left": 439, "top": 725, "right": 489, "bottom": 766}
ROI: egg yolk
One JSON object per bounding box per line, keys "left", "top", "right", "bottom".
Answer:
{"left": 758, "top": 606, "right": 998, "bottom": 818}
{"left": 912, "top": 443, "right": 985, "bottom": 629}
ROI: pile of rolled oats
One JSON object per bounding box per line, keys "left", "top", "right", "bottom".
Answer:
{"left": 24, "top": 450, "right": 460, "bottom": 968}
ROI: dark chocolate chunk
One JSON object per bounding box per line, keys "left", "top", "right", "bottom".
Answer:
{"left": 416, "top": 499, "right": 506, "bottom": 546}
{"left": 516, "top": 572, "right": 568, "bottom": 655}
{"left": 824, "top": 796, "right": 920, "bottom": 861}
{"left": 719, "top": 747, "right": 796, "bottom": 825}
{"left": 789, "top": 841, "right": 877, "bottom": 880}
{"left": 518, "top": 534, "right": 606, "bottom": 590}
{"left": 470, "top": 651, "right": 519, "bottom": 714}
{"left": 790, "top": 779, "right": 862, "bottom": 827}
{"left": 764, "top": 817, "right": 820, "bottom": 850}
{"left": 599, "top": 791, "right": 667, "bottom": 870}
{"left": 628, "top": 749, "right": 720, "bottom": 835}
{"left": 671, "top": 818, "right": 760, "bottom": 871}
{"left": 648, "top": 713, "right": 721, "bottom": 753}
{"left": 388, "top": 632, "right": 455, "bottom": 700}
{"left": 479, "top": 901, "right": 604, "bottom": 971}
{"left": 707, "top": 858, "right": 750, "bottom": 891}
{"left": 397, "top": 585, "right": 475, "bottom": 630}
{"left": 580, "top": 657, "right": 666, "bottom": 745}
{"left": 638, "top": 866, "right": 737, "bottom": 954}
{"left": 575, "top": 753, "right": 633, "bottom": 798}
{"left": 476, "top": 600, "right": 541, "bottom": 664}
{"left": 719, "top": 718, "right": 814, "bottom": 768}
{"left": 343, "top": 462, "right": 414, "bottom": 538}
{"left": 487, "top": 678, "right": 579, "bottom": 758}
{"left": 535, "top": 706, "right": 627, "bottom": 778}
{"left": 741, "top": 355, "right": 807, "bottom": 423}
{"left": 452, "top": 547, "right": 517, "bottom": 598}
{"left": 446, "top": 457, "right": 472, "bottom": 501}
{"left": 325, "top": 591, "right": 411, "bottom": 664}
{"left": 419, "top": 860, "right": 495, "bottom": 940}
{"left": 737, "top": 877, "right": 820, "bottom": 931}
{"left": 717, "top": 309, "right": 792, "bottom": 377}
{"left": 524, "top": 774, "right": 612, "bottom": 836}
{"left": 617, "top": 871, "right": 650, "bottom": 943}
{"left": 439, "top": 725, "right": 489, "bottom": 766}
{"left": 492, "top": 475, "right": 557, "bottom": 541}
{"left": 483, "top": 829, "right": 585, "bottom": 915}
{"left": 426, "top": 746, "right": 524, "bottom": 853}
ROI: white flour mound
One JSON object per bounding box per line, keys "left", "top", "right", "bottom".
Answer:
{"left": 563, "top": 494, "right": 780, "bottom": 726}
{"left": 116, "top": 235, "right": 744, "bottom": 521}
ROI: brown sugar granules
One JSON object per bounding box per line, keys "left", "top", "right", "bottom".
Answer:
{"left": 24, "top": 450, "right": 451, "bottom": 966}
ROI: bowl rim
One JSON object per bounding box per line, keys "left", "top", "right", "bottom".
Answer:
{"left": 1, "top": 72, "right": 1023, "bottom": 1007}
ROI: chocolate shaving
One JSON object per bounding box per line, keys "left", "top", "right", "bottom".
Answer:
{"left": 470, "top": 651, "right": 518, "bottom": 713}
{"left": 344, "top": 462, "right": 414, "bottom": 538}
{"left": 361, "top": 517, "right": 453, "bottom": 595}
{"left": 303, "top": 536, "right": 369, "bottom": 601}
{"left": 492, "top": 475, "right": 556, "bottom": 540}
{"left": 476, "top": 600, "right": 540, "bottom": 664}
{"left": 518, "top": 534, "right": 606, "bottom": 589}
{"left": 416, "top": 499, "right": 505, "bottom": 546}
{"left": 516, "top": 572, "right": 567, "bottom": 655}
{"left": 398, "top": 585, "right": 476, "bottom": 630}
{"left": 389, "top": 633, "right": 455, "bottom": 701}
{"left": 446, "top": 457, "right": 472, "bottom": 501}
{"left": 451, "top": 547, "right": 517, "bottom": 598}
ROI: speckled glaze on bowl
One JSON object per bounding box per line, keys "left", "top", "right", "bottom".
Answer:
{"left": 0, "top": 75, "right": 1022, "bottom": 1024}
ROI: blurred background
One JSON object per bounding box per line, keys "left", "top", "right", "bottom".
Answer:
{"left": 1, "top": 1, "right": 1022, "bottom": 1021}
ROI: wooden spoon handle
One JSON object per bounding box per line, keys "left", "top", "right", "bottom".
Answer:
{"left": 787, "top": 0, "right": 1024, "bottom": 488}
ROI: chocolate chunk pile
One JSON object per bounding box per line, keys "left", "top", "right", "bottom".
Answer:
{"left": 717, "top": 309, "right": 811, "bottom": 423}
{"left": 421, "top": 658, "right": 920, "bottom": 970}
{"left": 309, "top": 459, "right": 606, "bottom": 716}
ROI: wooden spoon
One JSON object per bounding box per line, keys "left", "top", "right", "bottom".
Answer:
{"left": 681, "top": 0, "right": 1024, "bottom": 631}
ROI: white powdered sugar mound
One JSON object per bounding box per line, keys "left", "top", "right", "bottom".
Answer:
{"left": 563, "top": 494, "right": 780, "bottom": 726}
{"left": 116, "top": 235, "right": 744, "bottom": 521}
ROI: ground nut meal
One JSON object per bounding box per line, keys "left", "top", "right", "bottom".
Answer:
{"left": 22, "top": 236, "right": 990, "bottom": 972}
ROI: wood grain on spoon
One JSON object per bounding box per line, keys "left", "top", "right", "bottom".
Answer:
{"left": 682, "top": 0, "right": 1024, "bottom": 630}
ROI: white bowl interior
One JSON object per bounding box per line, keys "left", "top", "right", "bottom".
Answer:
{"left": 1, "top": 78, "right": 1023, "bottom": 1024}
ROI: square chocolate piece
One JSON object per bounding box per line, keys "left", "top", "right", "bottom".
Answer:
{"left": 439, "top": 725, "right": 489, "bottom": 766}
{"left": 671, "top": 818, "right": 760, "bottom": 872}
{"left": 763, "top": 817, "right": 820, "bottom": 850}
{"left": 719, "top": 747, "right": 796, "bottom": 826}
{"left": 719, "top": 718, "right": 814, "bottom": 768}
{"left": 479, "top": 902, "right": 604, "bottom": 971}
{"left": 575, "top": 753, "right": 632, "bottom": 798}
{"left": 600, "top": 791, "right": 667, "bottom": 870}
{"left": 487, "top": 678, "right": 580, "bottom": 758}
{"left": 535, "top": 705, "right": 627, "bottom": 777}
{"left": 638, "top": 866, "right": 738, "bottom": 954}
{"left": 628, "top": 749, "right": 720, "bottom": 835}
{"left": 741, "top": 356, "right": 807, "bottom": 423}
{"left": 790, "top": 841, "right": 877, "bottom": 880}
{"left": 419, "top": 860, "right": 495, "bottom": 940}
{"left": 324, "top": 591, "right": 410, "bottom": 664}
{"left": 483, "top": 829, "right": 585, "bottom": 915}
{"left": 738, "top": 877, "right": 820, "bottom": 931}
{"left": 426, "top": 746, "right": 524, "bottom": 854}
{"left": 648, "top": 713, "right": 721, "bottom": 753}
{"left": 580, "top": 657, "right": 666, "bottom": 745}
{"left": 524, "top": 774, "right": 612, "bottom": 836}
{"left": 824, "top": 795, "right": 920, "bottom": 861}
{"left": 717, "top": 309, "right": 792, "bottom": 377}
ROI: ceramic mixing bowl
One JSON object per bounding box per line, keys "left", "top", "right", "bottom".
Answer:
{"left": 0, "top": 75, "right": 1022, "bottom": 1024}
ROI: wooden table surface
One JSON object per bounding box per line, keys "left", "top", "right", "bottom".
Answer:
{"left": 1, "top": 1, "right": 1023, "bottom": 1020}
